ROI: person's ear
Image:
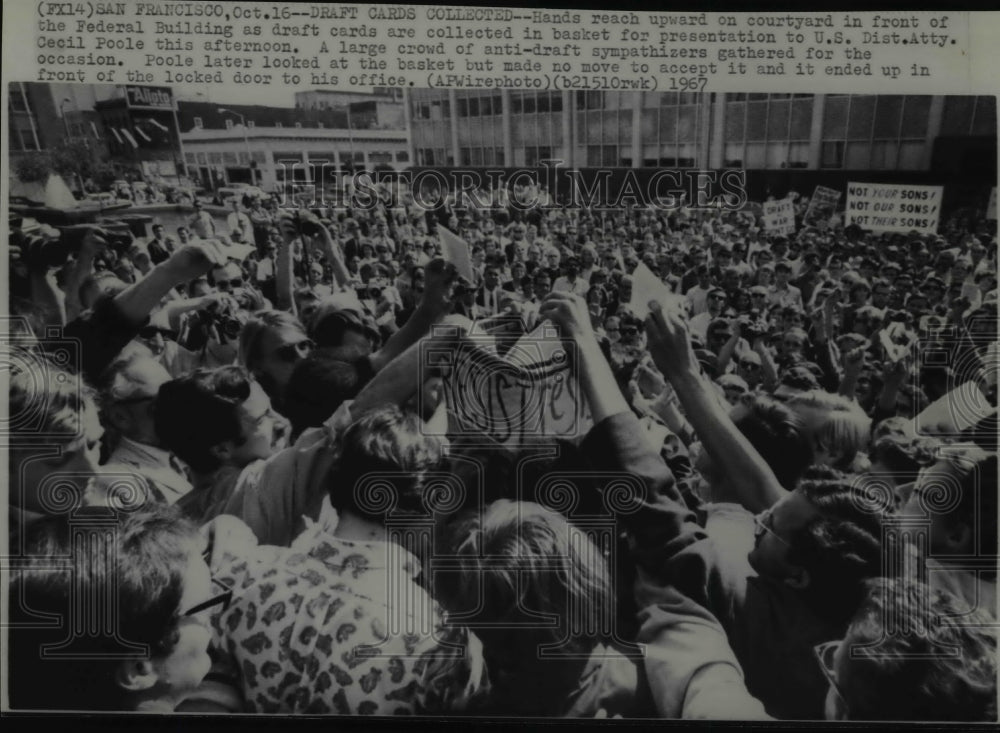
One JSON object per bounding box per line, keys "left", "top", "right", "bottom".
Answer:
{"left": 210, "top": 441, "right": 233, "bottom": 464}
{"left": 783, "top": 566, "right": 811, "bottom": 590}
{"left": 943, "top": 522, "right": 972, "bottom": 554}
{"left": 116, "top": 658, "right": 158, "bottom": 692}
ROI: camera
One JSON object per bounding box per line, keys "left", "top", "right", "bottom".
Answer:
{"left": 295, "top": 210, "right": 323, "bottom": 238}
{"left": 181, "top": 303, "right": 243, "bottom": 350}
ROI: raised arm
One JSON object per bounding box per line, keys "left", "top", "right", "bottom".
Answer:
{"left": 367, "top": 258, "right": 456, "bottom": 373}
{"left": 645, "top": 302, "right": 787, "bottom": 513}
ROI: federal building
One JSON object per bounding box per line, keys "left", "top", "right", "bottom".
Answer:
{"left": 406, "top": 90, "right": 996, "bottom": 176}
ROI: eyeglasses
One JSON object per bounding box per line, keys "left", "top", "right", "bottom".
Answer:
{"left": 181, "top": 576, "right": 233, "bottom": 618}
{"left": 215, "top": 278, "right": 245, "bottom": 291}
{"left": 115, "top": 393, "right": 156, "bottom": 406}
{"left": 753, "top": 508, "right": 791, "bottom": 548}
{"left": 138, "top": 326, "right": 172, "bottom": 339}
{"left": 814, "top": 641, "right": 849, "bottom": 710}
{"left": 274, "top": 338, "right": 314, "bottom": 363}
{"left": 709, "top": 294, "right": 727, "bottom": 301}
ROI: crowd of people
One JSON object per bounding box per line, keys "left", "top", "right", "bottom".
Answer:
{"left": 6, "top": 176, "right": 998, "bottom": 720}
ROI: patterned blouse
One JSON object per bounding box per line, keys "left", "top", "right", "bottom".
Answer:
{"left": 211, "top": 502, "right": 490, "bottom": 714}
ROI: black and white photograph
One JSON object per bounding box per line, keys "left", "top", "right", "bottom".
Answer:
{"left": 3, "top": 3, "right": 998, "bottom": 725}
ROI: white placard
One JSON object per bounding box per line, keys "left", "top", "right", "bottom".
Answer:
{"left": 845, "top": 182, "right": 943, "bottom": 234}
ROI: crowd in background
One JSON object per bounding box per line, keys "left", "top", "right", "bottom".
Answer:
{"left": 6, "top": 177, "right": 998, "bottom": 720}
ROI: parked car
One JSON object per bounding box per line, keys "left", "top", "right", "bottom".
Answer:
{"left": 213, "top": 185, "right": 267, "bottom": 205}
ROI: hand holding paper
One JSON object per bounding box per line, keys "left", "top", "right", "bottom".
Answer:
{"left": 627, "top": 263, "right": 685, "bottom": 318}
{"left": 437, "top": 225, "right": 474, "bottom": 281}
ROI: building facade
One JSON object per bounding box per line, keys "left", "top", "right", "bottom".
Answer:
{"left": 177, "top": 94, "right": 409, "bottom": 192}
{"left": 408, "top": 90, "right": 997, "bottom": 173}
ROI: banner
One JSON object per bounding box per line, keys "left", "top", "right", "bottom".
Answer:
{"left": 435, "top": 324, "right": 592, "bottom": 447}
{"left": 845, "top": 182, "right": 943, "bottom": 234}
{"left": 761, "top": 197, "right": 796, "bottom": 236}
{"left": 802, "top": 185, "right": 841, "bottom": 226}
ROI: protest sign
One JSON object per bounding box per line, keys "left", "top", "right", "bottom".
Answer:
{"left": 437, "top": 225, "right": 475, "bottom": 281}
{"left": 802, "top": 185, "right": 842, "bottom": 226}
{"left": 627, "top": 263, "right": 685, "bottom": 318}
{"left": 434, "top": 323, "right": 592, "bottom": 447}
{"left": 911, "top": 380, "right": 996, "bottom": 436}
{"left": 762, "top": 197, "right": 796, "bottom": 236}
{"left": 845, "top": 182, "right": 943, "bottom": 234}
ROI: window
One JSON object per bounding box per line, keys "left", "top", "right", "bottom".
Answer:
{"left": 9, "top": 87, "right": 30, "bottom": 113}
{"left": 396, "top": 151, "right": 409, "bottom": 162}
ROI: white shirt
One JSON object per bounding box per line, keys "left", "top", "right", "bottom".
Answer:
{"left": 227, "top": 211, "right": 253, "bottom": 238}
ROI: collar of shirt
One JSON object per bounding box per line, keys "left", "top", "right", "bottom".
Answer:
{"left": 292, "top": 495, "right": 423, "bottom": 580}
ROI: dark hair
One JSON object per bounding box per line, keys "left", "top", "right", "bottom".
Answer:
{"left": 9, "top": 505, "right": 200, "bottom": 710}
{"left": 733, "top": 395, "right": 814, "bottom": 489}
{"left": 154, "top": 366, "right": 254, "bottom": 473}
{"left": 777, "top": 365, "right": 821, "bottom": 393}
{"left": 283, "top": 353, "right": 368, "bottom": 439}
{"left": 840, "top": 577, "right": 997, "bottom": 721}
{"left": 786, "top": 470, "right": 887, "bottom": 626}
{"left": 328, "top": 405, "right": 446, "bottom": 522}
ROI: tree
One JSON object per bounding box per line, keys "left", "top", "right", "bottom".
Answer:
{"left": 14, "top": 152, "right": 51, "bottom": 183}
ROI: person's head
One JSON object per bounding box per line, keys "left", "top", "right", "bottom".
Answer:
{"left": 775, "top": 259, "right": 793, "bottom": 284}
{"left": 900, "top": 445, "right": 997, "bottom": 561}
{"left": 717, "top": 374, "right": 750, "bottom": 406}
{"left": 208, "top": 261, "right": 245, "bottom": 293}
{"left": 748, "top": 467, "right": 885, "bottom": 625}
{"left": 176, "top": 227, "right": 190, "bottom": 244}
{"left": 327, "top": 404, "right": 446, "bottom": 522}
{"left": 737, "top": 350, "right": 764, "bottom": 388}
{"left": 310, "top": 307, "right": 380, "bottom": 355}
{"left": 787, "top": 390, "right": 872, "bottom": 471}
{"left": 283, "top": 352, "right": 370, "bottom": 440}
{"left": 9, "top": 504, "right": 217, "bottom": 711}
{"left": 533, "top": 270, "right": 552, "bottom": 300}
{"left": 781, "top": 327, "right": 809, "bottom": 358}
{"left": 726, "top": 394, "right": 815, "bottom": 490}
{"left": 707, "top": 287, "right": 727, "bottom": 315}
{"left": 483, "top": 265, "right": 500, "bottom": 290}
{"left": 771, "top": 365, "right": 821, "bottom": 402}
{"left": 99, "top": 353, "right": 173, "bottom": 447}
{"left": 433, "top": 499, "right": 613, "bottom": 709}
{"left": 238, "top": 310, "right": 313, "bottom": 406}
{"left": 154, "top": 366, "right": 277, "bottom": 475}
{"left": 9, "top": 355, "right": 103, "bottom": 513}
{"left": 826, "top": 577, "right": 997, "bottom": 721}
{"left": 152, "top": 223, "right": 165, "bottom": 240}
{"left": 706, "top": 317, "right": 734, "bottom": 355}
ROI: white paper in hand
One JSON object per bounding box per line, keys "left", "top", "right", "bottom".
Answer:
{"left": 627, "top": 263, "right": 684, "bottom": 317}
{"left": 438, "top": 225, "right": 474, "bottom": 281}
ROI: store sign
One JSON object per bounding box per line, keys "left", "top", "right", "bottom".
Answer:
{"left": 125, "top": 86, "right": 173, "bottom": 110}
